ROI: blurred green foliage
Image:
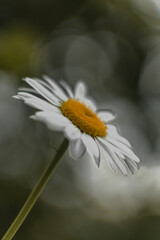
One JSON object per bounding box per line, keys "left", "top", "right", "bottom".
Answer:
{"left": 0, "top": 26, "right": 39, "bottom": 75}
{"left": 0, "top": 0, "right": 145, "bottom": 78}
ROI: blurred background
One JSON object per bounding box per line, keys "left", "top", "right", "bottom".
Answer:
{"left": 0, "top": 0, "right": 160, "bottom": 239}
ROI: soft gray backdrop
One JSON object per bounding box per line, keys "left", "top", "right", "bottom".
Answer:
{"left": 0, "top": 0, "right": 160, "bottom": 239}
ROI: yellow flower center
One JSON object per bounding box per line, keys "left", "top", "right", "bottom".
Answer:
{"left": 60, "top": 99, "right": 107, "bottom": 137}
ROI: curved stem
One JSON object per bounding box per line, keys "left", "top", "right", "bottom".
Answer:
{"left": 2, "top": 138, "right": 69, "bottom": 240}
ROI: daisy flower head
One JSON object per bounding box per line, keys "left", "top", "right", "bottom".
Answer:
{"left": 14, "top": 76, "right": 140, "bottom": 175}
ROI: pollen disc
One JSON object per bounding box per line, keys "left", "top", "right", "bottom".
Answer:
{"left": 60, "top": 99, "right": 107, "bottom": 137}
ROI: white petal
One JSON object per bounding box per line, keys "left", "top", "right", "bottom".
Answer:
{"left": 69, "top": 138, "right": 86, "bottom": 159}
{"left": 35, "top": 78, "right": 67, "bottom": 101}
{"left": 43, "top": 75, "right": 68, "bottom": 101}
{"left": 83, "top": 97, "right": 97, "bottom": 111}
{"left": 59, "top": 80, "right": 74, "bottom": 98}
{"left": 18, "top": 87, "right": 37, "bottom": 94}
{"left": 97, "top": 111, "right": 115, "bottom": 123}
{"left": 98, "top": 138, "right": 127, "bottom": 175}
{"left": 126, "top": 157, "right": 139, "bottom": 170}
{"left": 81, "top": 134, "right": 100, "bottom": 167}
{"left": 99, "top": 137, "right": 140, "bottom": 173}
{"left": 17, "top": 92, "right": 36, "bottom": 98}
{"left": 101, "top": 145, "right": 117, "bottom": 173}
{"left": 16, "top": 92, "right": 60, "bottom": 112}
{"left": 107, "top": 136, "right": 140, "bottom": 163}
{"left": 94, "top": 139, "right": 101, "bottom": 167}
{"left": 31, "top": 111, "right": 69, "bottom": 131}
{"left": 124, "top": 159, "right": 134, "bottom": 174}
{"left": 34, "top": 78, "right": 52, "bottom": 89}
{"left": 110, "top": 152, "right": 127, "bottom": 175}
{"left": 24, "top": 77, "right": 60, "bottom": 106}
{"left": 64, "top": 123, "right": 81, "bottom": 141}
{"left": 98, "top": 137, "right": 124, "bottom": 159}
{"left": 107, "top": 124, "right": 132, "bottom": 147}
{"left": 43, "top": 75, "right": 62, "bottom": 93}
{"left": 13, "top": 95, "right": 20, "bottom": 99}
{"left": 74, "top": 81, "right": 87, "bottom": 101}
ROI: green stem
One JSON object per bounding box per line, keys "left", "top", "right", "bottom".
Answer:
{"left": 2, "top": 138, "right": 69, "bottom": 240}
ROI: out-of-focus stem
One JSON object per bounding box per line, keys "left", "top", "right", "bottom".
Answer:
{"left": 2, "top": 138, "right": 69, "bottom": 240}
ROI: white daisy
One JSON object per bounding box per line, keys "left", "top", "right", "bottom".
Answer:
{"left": 13, "top": 76, "right": 140, "bottom": 175}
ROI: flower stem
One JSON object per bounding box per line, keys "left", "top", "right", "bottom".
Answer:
{"left": 2, "top": 138, "right": 69, "bottom": 240}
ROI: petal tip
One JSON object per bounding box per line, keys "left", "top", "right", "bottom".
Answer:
{"left": 30, "top": 115, "right": 36, "bottom": 120}
{"left": 22, "top": 77, "right": 28, "bottom": 82}
{"left": 12, "top": 95, "right": 19, "bottom": 99}
{"left": 95, "top": 159, "right": 100, "bottom": 168}
{"left": 23, "top": 77, "right": 33, "bottom": 83}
